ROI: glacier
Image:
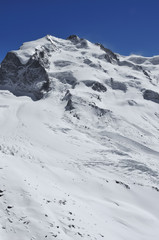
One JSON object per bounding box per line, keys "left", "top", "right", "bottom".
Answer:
{"left": 0, "top": 35, "right": 159, "bottom": 240}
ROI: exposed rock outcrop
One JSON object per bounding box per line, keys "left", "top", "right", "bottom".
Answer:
{"left": 0, "top": 51, "right": 50, "bottom": 100}
{"left": 82, "top": 80, "right": 107, "bottom": 92}
{"left": 143, "top": 89, "right": 159, "bottom": 104}
{"left": 106, "top": 78, "right": 127, "bottom": 92}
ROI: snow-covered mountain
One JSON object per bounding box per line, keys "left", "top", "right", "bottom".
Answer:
{"left": 0, "top": 35, "right": 159, "bottom": 240}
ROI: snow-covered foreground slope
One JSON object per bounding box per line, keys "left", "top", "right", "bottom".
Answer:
{"left": 0, "top": 35, "right": 159, "bottom": 240}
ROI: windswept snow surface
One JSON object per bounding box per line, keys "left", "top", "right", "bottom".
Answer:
{"left": 0, "top": 35, "right": 159, "bottom": 240}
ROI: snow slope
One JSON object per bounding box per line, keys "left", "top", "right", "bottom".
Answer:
{"left": 0, "top": 35, "right": 159, "bottom": 240}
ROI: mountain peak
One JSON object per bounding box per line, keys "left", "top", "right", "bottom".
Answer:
{"left": 0, "top": 35, "right": 159, "bottom": 240}
{"left": 0, "top": 35, "right": 158, "bottom": 103}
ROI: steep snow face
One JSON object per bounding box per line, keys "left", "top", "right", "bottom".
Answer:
{"left": 0, "top": 35, "right": 159, "bottom": 240}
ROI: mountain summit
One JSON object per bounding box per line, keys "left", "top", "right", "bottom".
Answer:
{"left": 0, "top": 35, "right": 159, "bottom": 240}
{"left": 0, "top": 35, "right": 159, "bottom": 102}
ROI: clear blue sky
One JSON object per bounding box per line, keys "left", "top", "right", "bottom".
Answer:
{"left": 1, "top": 0, "right": 159, "bottom": 62}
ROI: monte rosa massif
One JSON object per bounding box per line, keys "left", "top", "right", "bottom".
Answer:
{"left": 0, "top": 35, "right": 159, "bottom": 240}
